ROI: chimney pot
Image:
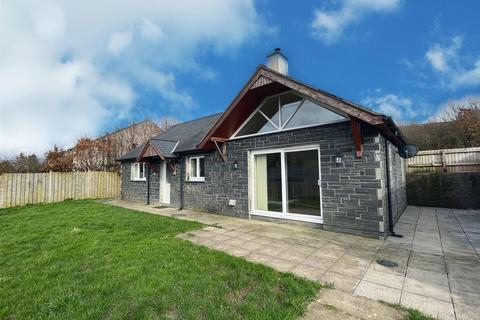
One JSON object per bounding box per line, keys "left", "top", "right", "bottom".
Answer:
{"left": 266, "top": 48, "right": 288, "bottom": 75}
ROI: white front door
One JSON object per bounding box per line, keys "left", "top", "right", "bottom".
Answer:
{"left": 160, "top": 161, "right": 171, "bottom": 204}
{"left": 250, "top": 145, "right": 323, "bottom": 224}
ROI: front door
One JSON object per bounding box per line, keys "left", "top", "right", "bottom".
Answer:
{"left": 160, "top": 161, "right": 171, "bottom": 204}
{"left": 251, "top": 145, "right": 322, "bottom": 223}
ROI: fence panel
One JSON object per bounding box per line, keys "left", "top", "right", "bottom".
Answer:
{"left": 0, "top": 171, "right": 121, "bottom": 209}
{"left": 407, "top": 147, "right": 480, "bottom": 173}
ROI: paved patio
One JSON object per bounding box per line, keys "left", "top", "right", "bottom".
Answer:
{"left": 106, "top": 200, "right": 480, "bottom": 320}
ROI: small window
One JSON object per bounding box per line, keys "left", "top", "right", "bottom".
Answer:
{"left": 131, "top": 162, "right": 147, "bottom": 181}
{"left": 187, "top": 156, "right": 205, "bottom": 182}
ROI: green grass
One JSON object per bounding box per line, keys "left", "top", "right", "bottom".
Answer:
{"left": 0, "top": 200, "right": 320, "bottom": 319}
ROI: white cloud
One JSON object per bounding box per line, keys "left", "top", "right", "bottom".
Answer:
{"left": 310, "top": 0, "right": 401, "bottom": 44}
{"left": 0, "top": 0, "right": 267, "bottom": 157}
{"left": 107, "top": 30, "right": 133, "bottom": 55}
{"left": 361, "top": 92, "right": 417, "bottom": 123}
{"left": 424, "top": 35, "right": 480, "bottom": 87}
{"left": 425, "top": 35, "right": 462, "bottom": 73}
{"left": 140, "top": 18, "right": 166, "bottom": 42}
{"left": 453, "top": 61, "right": 480, "bottom": 87}
{"left": 429, "top": 94, "right": 480, "bottom": 122}
{"left": 425, "top": 49, "right": 449, "bottom": 72}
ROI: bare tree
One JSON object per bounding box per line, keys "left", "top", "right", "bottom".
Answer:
{"left": 401, "top": 97, "right": 480, "bottom": 150}
{"left": 443, "top": 98, "right": 480, "bottom": 148}
{"left": 109, "top": 120, "right": 163, "bottom": 159}
{"left": 42, "top": 146, "right": 73, "bottom": 172}
{"left": 158, "top": 116, "right": 179, "bottom": 131}
{"left": 0, "top": 159, "right": 15, "bottom": 173}
{"left": 14, "top": 153, "right": 42, "bottom": 172}
{"left": 73, "top": 137, "right": 115, "bottom": 171}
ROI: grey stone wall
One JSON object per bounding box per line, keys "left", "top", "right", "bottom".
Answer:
{"left": 120, "top": 161, "right": 160, "bottom": 204}
{"left": 380, "top": 138, "right": 408, "bottom": 234}
{"left": 119, "top": 121, "right": 407, "bottom": 238}
{"left": 174, "top": 121, "right": 386, "bottom": 238}
{"left": 407, "top": 172, "right": 480, "bottom": 209}
{"left": 389, "top": 143, "right": 407, "bottom": 223}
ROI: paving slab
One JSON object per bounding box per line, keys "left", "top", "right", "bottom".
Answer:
{"left": 244, "top": 252, "right": 274, "bottom": 264}
{"left": 354, "top": 280, "right": 402, "bottom": 304}
{"left": 105, "top": 200, "right": 480, "bottom": 320}
{"left": 291, "top": 263, "right": 326, "bottom": 281}
{"left": 304, "top": 289, "right": 406, "bottom": 320}
{"left": 320, "top": 271, "right": 360, "bottom": 293}
{"left": 401, "top": 291, "right": 456, "bottom": 320}
{"left": 408, "top": 251, "right": 447, "bottom": 273}
{"left": 268, "top": 257, "right": 298, "bottom": 272}
{"left": 361, "top": 268, "right": 405, "bottom": 290}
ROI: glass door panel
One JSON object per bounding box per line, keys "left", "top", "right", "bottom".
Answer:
{"left": 254, "top": 153, "right": 283, "bottom": 212}
{"left": 285, "top": 150, "right": 320, "bottom": 216}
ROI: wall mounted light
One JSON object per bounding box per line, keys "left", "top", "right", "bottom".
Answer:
{"left": 233, "top": 159, "right": 238, "bottom": 170}
{"left": 335, "top": 153, "right": 343, "bottom": 165}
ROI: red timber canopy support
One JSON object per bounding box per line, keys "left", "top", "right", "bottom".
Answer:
{"left": 350, "top": 117, "right": 363, "bottom": 158}
{"left": 211, "top": 137, "right": 227, "bottom": 162}
{"left": 167, "top": 160, "right": 177, "bottom": 176}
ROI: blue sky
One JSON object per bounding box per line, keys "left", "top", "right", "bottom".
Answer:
{"left": 1, "top": 0, "right": 480, "bottom": 156}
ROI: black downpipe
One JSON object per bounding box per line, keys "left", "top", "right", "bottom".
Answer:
{"left": 384, "top": 139, "right": 402, "bottom": 238}
{"left": 179, "top": 156, "right": 184, "bottom": 210}
{"left": 146, "top": 163, "right": 150, "bottom": 205}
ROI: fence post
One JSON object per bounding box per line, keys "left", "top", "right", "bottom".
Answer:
{"left": 441, "top": 150, "right": 447, "bottom": 173}
{"left": 48, "top": 170, "right": 53, "bottom": 203}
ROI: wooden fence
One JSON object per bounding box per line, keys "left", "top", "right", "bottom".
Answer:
{"left": 0, "top": 171, "right": 121, "bottom": 209}
{"left": 407, "top": 147, "right": 480, "bottom": 173}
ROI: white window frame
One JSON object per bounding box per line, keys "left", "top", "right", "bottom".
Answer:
{"left": 231, "top": 91, "right": 348, "bottom": 140}
{"left": 250, "top": 144, "right": 323, "bottom": 224}
{"left": 130, "top": 162, "right": 147, "bottom": 181}
{"left": 186, "top": 156, "right": 205, "bottom": 182}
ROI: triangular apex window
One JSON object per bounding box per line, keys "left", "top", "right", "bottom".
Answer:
{"left": 234, "top": 91, "right": 347, "bottom": 138}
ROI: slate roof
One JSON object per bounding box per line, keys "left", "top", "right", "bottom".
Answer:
{"left": 116, "top": 144, "right": 144, "bottom": 161}
{"left": 150, "top": 139, "right": 178, "bottom": 158}
{"left": 117, "top": 112, "right": 222, "bottom": 161}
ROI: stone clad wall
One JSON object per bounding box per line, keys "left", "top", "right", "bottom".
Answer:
{"left": 120, "top": 121, "right": 407, "bottom": 238}
{"left": 389, "top": 143, "right": 408, "bottom": 224}
{"left": 407, "top": 172, "right": 480, "bottom": 209}
{"left": 120, "top": 161, "right": 159, "bottom": 204}
{"left": 175, "top": 122, "right": 386, "bottom": 238}
{"left": 380, "top": 138, "right": 408, "bottom": 235}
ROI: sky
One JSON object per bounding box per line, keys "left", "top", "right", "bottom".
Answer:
{"left": 1, "top": 0, "right": 480, "bottom": 157}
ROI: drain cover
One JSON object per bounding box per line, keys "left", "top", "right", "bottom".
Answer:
{"left": 376, "top": 259, "right": 398, "bottom": 268}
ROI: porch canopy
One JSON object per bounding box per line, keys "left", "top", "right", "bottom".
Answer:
{"left": 134, "top": 139, "right": 178, "bottom": 162}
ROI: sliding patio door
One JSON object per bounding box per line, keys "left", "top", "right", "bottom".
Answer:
{"left": 252, "top": 146, "right": 322, "bottom": 223}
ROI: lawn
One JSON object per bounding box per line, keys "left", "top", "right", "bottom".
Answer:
{"left": 0, "top": 200, "right": 320, "bottom": 319}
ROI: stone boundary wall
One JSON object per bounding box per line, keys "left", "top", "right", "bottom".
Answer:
{"left": 406, "top": 172, "right": 480, "bottom": 209}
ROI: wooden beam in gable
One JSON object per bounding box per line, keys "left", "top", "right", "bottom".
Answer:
{"left": 211, "top": 137, "right": 227, "bottom": 162}
{"left": 350, "top": 117, "right": 363, "bottom": 158}
{"left": 250, "top": 76, "right": 273, "bottom": 90}
{"left": 136, "top": 141, "right": 165, "bottom": 162}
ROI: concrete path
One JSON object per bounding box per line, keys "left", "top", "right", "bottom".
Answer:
{"left": 105, "top": 200, "right": 480, "bottom": 320}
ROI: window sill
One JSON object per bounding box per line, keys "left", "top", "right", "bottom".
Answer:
{"left": 186, "top": 178, "right": 205, "bottom": 183}
{"left": 130, "top": 179, "right": 146, "bottom": 182}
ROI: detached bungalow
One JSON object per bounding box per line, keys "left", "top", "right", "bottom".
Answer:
{"left": 118, "top": 49, "right": 413, "bottom": 238}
